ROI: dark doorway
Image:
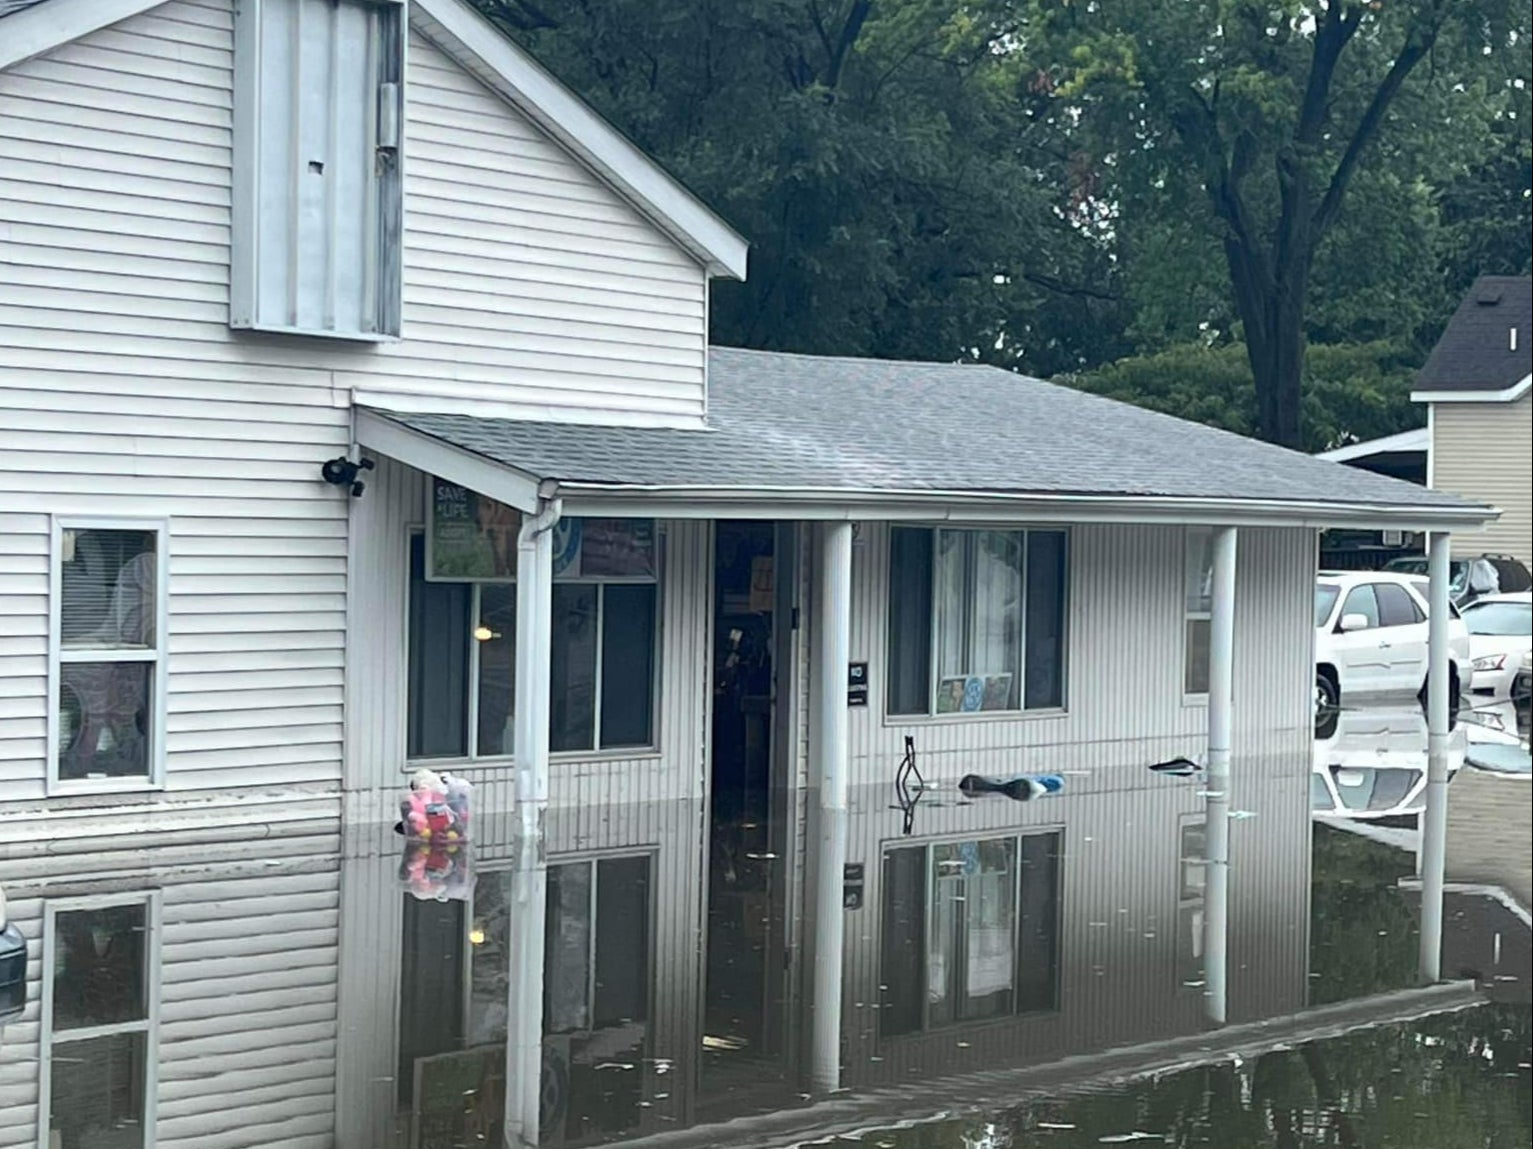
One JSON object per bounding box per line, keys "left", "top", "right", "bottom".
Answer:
{"left": 702, "top": 521, "right": 794, "bottom": 1113}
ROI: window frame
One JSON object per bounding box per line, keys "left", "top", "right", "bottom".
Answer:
{"left": 403, "top": 526, "right": 664, "bottom": 769}
{"left": 1175, "top": 816, "right": 1206, "bottom": 993}
{"left": 885, "top": 525, "right": 1070, "bottom": 720}
{"left": 1182, "top": 526, "right": 1214, "bottom": 701}
{"left": 47, "top": 517, "right": 170, "bottom": 794}
{"left": 38, "top": 890, "right": 162, "bottom": 1149}
{"left": 878, "top": 828, "right": 1063, "bottom": 1038}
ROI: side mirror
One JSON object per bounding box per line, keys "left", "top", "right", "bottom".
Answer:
{"left": 1338, "top": 612, "right": 1371, "bottom": 633}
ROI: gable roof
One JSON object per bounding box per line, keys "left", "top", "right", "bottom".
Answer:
{"left": 362, "top": 348, "right": 1495, "bottom": 530}
{"left": 1413, "top": 276, "right": 1532, "bottom": 402}
{"left": 0, "top": 0, "right": 747, "bottom": 279}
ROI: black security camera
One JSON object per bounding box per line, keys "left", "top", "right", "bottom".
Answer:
{"left": 320, "top": 455, "right": 376, "bottom": 497}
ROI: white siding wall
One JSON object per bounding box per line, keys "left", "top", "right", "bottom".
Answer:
{"left": 343, "top": 455, "right": 712, "bottom": 811}
{"left": 0, "top": 843, "right": 341, "bottom": 1149}
{"left": 1431, "top": 394, "right": 1533, "bottom": 566}
{"left": 0, "top": 0, "right": 712, "bottom": 826}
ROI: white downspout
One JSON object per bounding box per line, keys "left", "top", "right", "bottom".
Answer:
{"left": 1419, "top": 530, "right": 1452, "bottom": 983}
{"left": 1203, "top": 526, "right": 1237, "bottom": 1025}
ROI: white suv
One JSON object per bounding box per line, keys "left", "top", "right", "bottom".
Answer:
{"left": 1314, "top": 572, "right": 1472, "bottom": 711}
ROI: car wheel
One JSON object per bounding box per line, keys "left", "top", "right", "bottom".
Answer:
{"left": 1417, "top": 670, "right": 1462, "bottom": 719}
{"left": 1315, "top": 669, "right": 1340, "bottom": 715}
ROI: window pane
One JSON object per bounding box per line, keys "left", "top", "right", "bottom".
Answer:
{"left": 577, "top": 519, "right": 657, "bottom": 578}
{"left": 475, "top": 584, "right": 517, "bottom": 757}
{"left": 58, "top": 662, "right": 153, "bottom": 782}
{"left": 1375, "top": 583, "right": 1422, "bottom": 628}
{"left": 963, "top": 839, "right": 1016, "bottom": 1020}
{"left": 1184, "top": 618, "right": 1211, "bottom": 695}
{"left": 593, "top": 856, "right": 650, "bottom": 1025}
{"left": 1314, "top": 585, "right": 1340, "bottom": 628}
{"left": 49, "top": 1030, "right": 147, "bottom": 1149}
{"left": 879, "top": 847, "right": 927, "bottom": 1036}
{"left": 51, "top": 903, "right": 146, "bottom": 1030}
{"left": 887, "top": 528, "right": 933, "bottom": 716}
{"left": 61, "top": 529, "right": 157, "bottom": 650}
{"left": 467, "top": 871, "right": 515, "bottom": 1046}
{"left": 397, "top": 896, "right": 465, "bottom": 1105}
{"left": 1185, "top": 528, "right": 1214, "bottom": 615}
{"left": 544, "top": 862, "right": 593, "bottom": 1034}
{"left": 1024, "top": 531, "right": 1067, "bottom": 709}
{"left": 407, "top": 535, "right": 470, "bottom": 759}
{"left": 550, "top": 585, "right": 598, "bottom": 753}
{"left": 933, "top": 530, "right": 969, "bottom": 684}
{"left": 971, "top": 532, "right": 1022, "bottom": 709}
{"left": 599, "top": 585, "right": 656, "bottom": 748}
{"left": 1341, "top": 585, "right": 1380, "bottom": 628}
{"left": 1016, "top": 832, "right": 1060, "bottom": 1012}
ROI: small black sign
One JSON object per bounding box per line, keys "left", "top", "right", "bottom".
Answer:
{"left": 847, "top": 661, "right": 869, "bottom": 707}
{"left": 843, "top": 862, "right": 865, "bottom": 910}
{"left": 843, "top": 863, "right": 864, "bottom": 883}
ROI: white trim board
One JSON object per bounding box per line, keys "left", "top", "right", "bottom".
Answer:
{"left": 1316, "top": 427, "right": 1429, "bottom": 463}
{"left": 1413, "top": 374, "right": 1533, "bottom": 404}
{"left": 0, "top": 0, "right": 750, "bottom": 281}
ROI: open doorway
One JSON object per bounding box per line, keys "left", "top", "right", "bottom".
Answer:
{"left": 702, "top": 521, "right": 795, "bottom": 1110}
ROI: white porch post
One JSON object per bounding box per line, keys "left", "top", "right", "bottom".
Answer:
{"left": 809, "top": 521, "right": 853, "bottom": 1094}
{"left": 1419, "top": 530, "right": 1452, "bottom": 983}
{"left": 504, "top": 508, "right": 555, "bottom": 1147}
{"left": 1202, "top": 526, "right": 1237, "bottom": 1025}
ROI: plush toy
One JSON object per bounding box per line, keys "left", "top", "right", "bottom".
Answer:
{"left": 398, "top": 840, "right": 476, "bottom": 902}
{"left": 395, "top": 768, "right": 474, "bottom": 842}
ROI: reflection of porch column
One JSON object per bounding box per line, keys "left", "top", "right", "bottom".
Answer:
{"left": 1419, "top": 530, "right": 1452, "bottom": 983}
{"left": 505, "top": 507, "right": 556, "bottom": 1147}
{"left": 809, "top": 521, "right": 853, "bottom": 1093}
{"left": 1202, "top": 526, "right": 1237, "bottom": 1025}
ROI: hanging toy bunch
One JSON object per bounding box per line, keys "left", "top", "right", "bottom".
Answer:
{"left": 398, "top": 839, "right": 476, "bottom": 902}
{"left": 396, "top": 767, "right": 473, "bottom": 843}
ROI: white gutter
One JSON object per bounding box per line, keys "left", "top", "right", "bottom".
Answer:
{"left": 1413, "top": 374, "right": 1532, "bottom": 404}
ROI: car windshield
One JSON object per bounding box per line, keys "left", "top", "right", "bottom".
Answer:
{"left": 1386, "top": 558, "right": 1428, "bottom": 575}
{"left": 1407, "top": 579, "right": 1463, "bottom": 619}
{"left": 1462, "top": 600, "right": 1532, "bottom": 637}
{"left": 1315, "top": 584, "right": 1340, "bottom": 628}
{"left": 1387, "top": 557, "right": 1469, "bottom": 593}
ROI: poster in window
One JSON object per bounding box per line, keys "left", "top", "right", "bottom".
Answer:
{"left": 980, "top": 672, "right": 1013, "bottom": 712}
{"left": 578, "top": 519, "right": 657, "bottom": 579}
{"left": 428, "top": 479, "right": 520, "bottom": 582}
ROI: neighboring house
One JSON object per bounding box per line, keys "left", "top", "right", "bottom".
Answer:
{"left": 0, "top": 0, "right": 1499, "bottom": 1145}
{"left": 1413, "top": 275, "right": 1533, "bottom": 565}
{"left": 1314, "top": 430, "right": 1428, "bottom": 570}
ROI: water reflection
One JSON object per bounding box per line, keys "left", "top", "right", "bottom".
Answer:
{"left": 1, "top": 739, "right": 1526, "bottom": 1149}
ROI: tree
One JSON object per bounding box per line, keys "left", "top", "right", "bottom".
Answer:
{"left": 1038, "top": 0, "right": 1528, "bottom": 448}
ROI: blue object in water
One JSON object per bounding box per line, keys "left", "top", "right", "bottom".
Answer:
{"left": 958, "top": 773, "right": 1065, "bottom": 801}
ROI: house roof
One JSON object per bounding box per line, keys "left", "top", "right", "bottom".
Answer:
{"left": 1413, "top": 276, "right": 1532, "bottom": 402}
{"left": 362, "top": 347, "right": 1496, "bottom": 530}
{"left": 0, "top": 0, "right": 747, "bottom": 278}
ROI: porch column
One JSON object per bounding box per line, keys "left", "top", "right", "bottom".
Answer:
{"left": 505, "top": 507, "right": 556, "bottom": 1148}
{"left": 1419, "top": 530, "right": 1452, "bottom": 983}
{"left": 1202, "top": 526, "right": 1237, "bottom": 1025}
{"left": 809, "top": 521, "right": 853, "bottom": 1093}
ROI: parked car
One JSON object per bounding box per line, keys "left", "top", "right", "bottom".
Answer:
{"left": 1311, "top": 703, "right": 1466, "bottom": 819}
{"left": 1314, "top": 572, "right": 1471, "bottom": 711}
{"left": 1383, "top": 553, "right": 1533, "bottom": 608}
{"left": 1459, "top": 592, "right": 1533, "bottom": 700}
{"left": 0, "top": 883, "right": 25, "bottom": 1025}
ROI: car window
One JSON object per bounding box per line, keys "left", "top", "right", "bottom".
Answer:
{"left": 1375, "top": 583, "right": 1424, "bottom": 628}
{"left": 1385, "top": 558, "right": 1427, "bottom": 575}
{"left": 1315, "top": 584, "right": 1340, "bottom": 629}
{"left": 1462, "top": 600, "right": 1533, "bottom": 637}
{"left": 1489, "top": 559, "right": 1533, "bottom": 594}
{"left": 1407, "top": 578, "right": 1463, "bottom": 619}
{"left": 1340, "top": 585, "right": 1380, "bottom": 629}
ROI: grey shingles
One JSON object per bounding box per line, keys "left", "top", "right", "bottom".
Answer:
{"left": 1416, "top": 276, "right": 1532, "bottom": 394}
{"left": 378, "top": 346, "right": 1485, "bottom": 512}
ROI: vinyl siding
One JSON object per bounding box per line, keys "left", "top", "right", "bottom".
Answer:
{"left": 0, "top": 845, "right": 341, "bottom": 1149}
{"left": 0, "top": 0, "right": 712, "bottom": 821}
{"left": 1430, "top": 394, "right": 1533, "bottom": 566}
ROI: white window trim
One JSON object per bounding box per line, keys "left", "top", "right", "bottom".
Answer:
{"left": 47, "top": 517, "right": 170, "bottom": 795}
{"left": 1182, "top": 526, "right": 1213, "bottom": 704}
{"left": 38, "top": 890, "right": 163, "bottom": 1149}
{"left": 889, "top": 525, "right": 1071, "bottom": 719}
{"left": 403, "top": 526, "right": 664, "bottom": 768}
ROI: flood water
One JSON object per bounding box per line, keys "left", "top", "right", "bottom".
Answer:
{"left": 3, "top": 701, "right": 1528, "bottom": 1148}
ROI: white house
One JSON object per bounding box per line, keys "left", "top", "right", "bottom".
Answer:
{"left": 0, "top": 0, "right": 1500, "bottom": 1145}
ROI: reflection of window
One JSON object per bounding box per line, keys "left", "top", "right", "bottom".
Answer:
{"left": 43, "top": 895, "right": 159, "bottom": 1148}
{"left": 880, "top": 832, "right": 1060, "bottom": 1036}
{"left": 406, "top": 524, "right": 659, "bottom": 760}
{"left": 52, "top": 523, "right": 165, "bottom": 787}
{"left": 1185, "top": 528, "right": 1214, "bottom": 695}
{"left": 1176, "top": 819, "right": 1205, "bottom": 991}
{"left": 887, "top": 528, "right": 1068, "bottom": 715}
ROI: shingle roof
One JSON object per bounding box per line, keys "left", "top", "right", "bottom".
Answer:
{"left": 376, "top": 347, "right": 1488, "bottom": 517}
{"left": 1415, "top": 276, "right": 1532, "bottom": 394}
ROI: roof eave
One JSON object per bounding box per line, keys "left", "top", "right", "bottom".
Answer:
{"left": 410, "top": 0, "right": 748, "bottom": 280}
{"left": 544, "top": 482, "right": 1499, "bottom": 532}
{"left": 1413, "top": 374, "right": 1532, "bottom": 404}
{"left": 0, "top": 0, "right": 162, "bottom": 70}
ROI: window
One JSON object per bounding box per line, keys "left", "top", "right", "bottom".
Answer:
{"left": 407, "top": 523, "right": 659, "bottom": 760}
{"left": 42, "top": 895, "right": 159, "bottom": 1149}
{"left": 1314, "top": 584, "right": 1340, "bottom": 629}
{"left": 879, "top": 832, "right": 1060, "bottom": 1036}
{"left": 51, "top": 523, "right": 166, "bottom": 787}
{"left": 1184, "top": 527, "right": 1214, "bottom": 695}
{"left": 231, "top": 0, "right": 404, "bottom": 338}
{"left": 887, "top": 528, "right": 1067, "bottom": 716}
{"left": 1340, "top": 585, "right": 1380, "bottom": 629}
{"left": 1176, "top": 820, "right": 1205, "bottom": 991}
{"left": 1375, "top": 583, "right": 1424, "bottom": 628}
{"left": 1463, "top": 599, "right": 1533, "bottom": 636}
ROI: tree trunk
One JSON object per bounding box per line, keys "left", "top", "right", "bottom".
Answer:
{"left": 1223, "top": 235, "right": 1308, "bottom": 451}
